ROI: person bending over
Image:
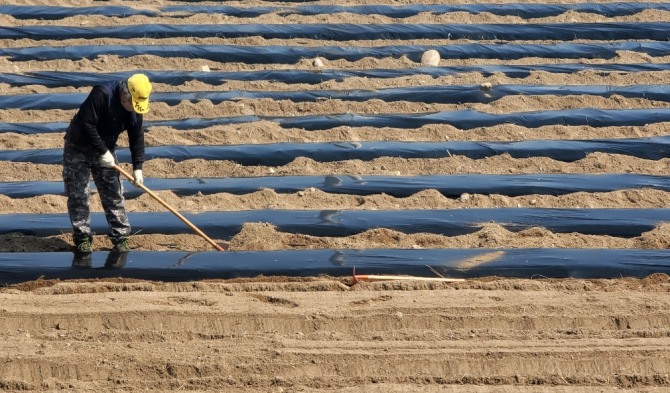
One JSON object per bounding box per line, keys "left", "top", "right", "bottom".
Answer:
{"left": 63, "top": 73, "right": 152, "bottom": 252}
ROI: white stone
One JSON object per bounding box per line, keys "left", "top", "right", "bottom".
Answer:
{"left": 313, "top": 57, "right": 324, "bottom": 67}
{"left": 420, "top": 49, "right": 440, "bottom": 66}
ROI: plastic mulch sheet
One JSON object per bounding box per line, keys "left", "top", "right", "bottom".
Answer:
{"left": 1, "top": 248, "right": 669, "bottom": 285}
{"left": 3, "top": 85, "right": 670, "bottom": 110}
{"left": 3, "top": 108, "right": 670, "bottom": 134}
{"left": 0, "top": 5, "right": 156, "bottom": 19}
{"left": 2, "top": 42, "right": 669, "bottom": 63}
{"left": 2, "top": 208, "right": 670, "bottom": 238}
{"left": 2, "top": 137, "right": 670, "bottom": 165}
{"left": 2, "top": 65, "right": 669, "bottom": 88}
{"left": 1, "top": 23, "right": 668, "bottom": 41}
{"left": 4, "top": 4, "right": 668, "bottom": 20}
{"left": 1, "top": 173, "right": 669, "bottom": 199}
{"left": 160, "top": 4, "right": 670, "bottom": 19}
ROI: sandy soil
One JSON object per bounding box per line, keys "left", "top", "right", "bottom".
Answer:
{"left": 2, "top": 276, "right": 670, "bottom": 392}
{"left": 1, "top": 1, "right": 670, "bottom": 391}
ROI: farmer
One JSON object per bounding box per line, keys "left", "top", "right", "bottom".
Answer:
{"left": 62, "top": 73, "right": 152, "bottom": 253}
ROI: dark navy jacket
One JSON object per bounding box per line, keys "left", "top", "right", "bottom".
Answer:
{"left": 65, "top": 80, "right": 145, "bottom": 170}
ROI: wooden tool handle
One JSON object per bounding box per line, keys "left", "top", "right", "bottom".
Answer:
{"left": 113, "top": 165, "right": 226, "bottom": 252}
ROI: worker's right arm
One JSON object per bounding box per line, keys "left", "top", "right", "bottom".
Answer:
{"left": 74, "top": 87, "right": 109, "bottom": 155}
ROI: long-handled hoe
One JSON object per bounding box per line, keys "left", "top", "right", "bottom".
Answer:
{"left": 114, "top": 165, "right": 227, "bottom": 252}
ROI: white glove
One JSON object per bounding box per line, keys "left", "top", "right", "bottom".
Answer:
{"left": 133, "top": 169, "right": 143, "bottom": 185}
{"left": 100, "top": 150, "right": 115, "bottom": 168}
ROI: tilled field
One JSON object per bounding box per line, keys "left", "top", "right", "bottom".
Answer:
{"left": 1, "top": 1, "right": 670, "bottom": 391}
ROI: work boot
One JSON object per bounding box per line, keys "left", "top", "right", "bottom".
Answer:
{"left": 74, "top": 237, "right": 93, "bottom": 253}
{"left": 112, "top": 237, "right": 131, "bottom": 252}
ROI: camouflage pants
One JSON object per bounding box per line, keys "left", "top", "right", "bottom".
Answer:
{"left": 63, "top": 143, "right": 130, "bottom": 243}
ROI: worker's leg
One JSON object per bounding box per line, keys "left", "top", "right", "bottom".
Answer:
{"left": 63, "top": 144, "right": 94, "bottom": 248}
{"left": 91, "top": 158, "right": 131, "bottom": 243}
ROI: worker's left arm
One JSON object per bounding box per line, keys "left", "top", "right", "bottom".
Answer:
{"left": 127, "top": 115, "right": 145, "bottom": 172}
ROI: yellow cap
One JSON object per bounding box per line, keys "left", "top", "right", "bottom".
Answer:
{"left": 127, "top": 73, "right": 152, "bottom": 114}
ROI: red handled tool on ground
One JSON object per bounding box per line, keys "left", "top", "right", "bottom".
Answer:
{"left": 351, "top": 267, "right": 464, "bottom": 285}
{"left": 113, "top": 165, "right": 227, "bottom": 252}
